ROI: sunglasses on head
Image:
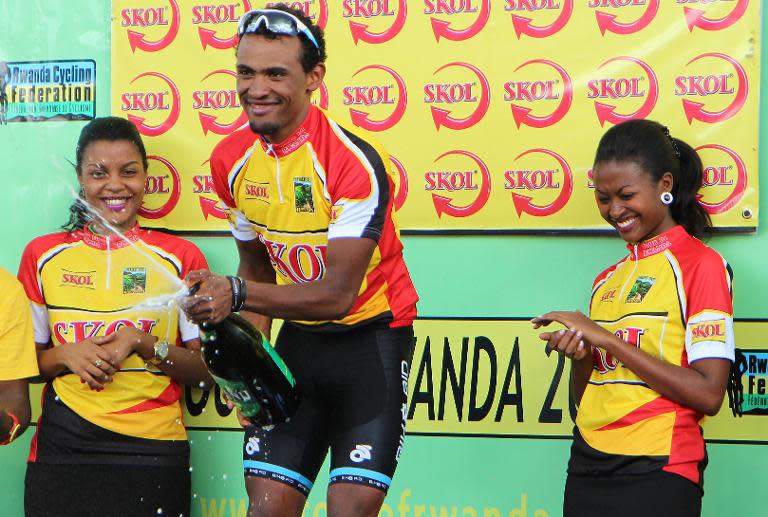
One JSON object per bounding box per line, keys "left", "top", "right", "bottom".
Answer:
{"left": 237, "top": 9, "right": 320, "bottom": 50}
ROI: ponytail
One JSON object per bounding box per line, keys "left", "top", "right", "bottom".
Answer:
{"left": 669, "top": 138, "right": 711, "bottom": 239}
{"left": 61, "top": 189, "right": 92, "bottom": 232}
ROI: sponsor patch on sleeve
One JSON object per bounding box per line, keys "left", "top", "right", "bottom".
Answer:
{"left": 690, "top": 319, "right": 727, "bottom": 345}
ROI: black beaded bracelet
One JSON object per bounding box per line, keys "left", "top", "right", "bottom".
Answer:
{"left": 228, "top": 275, "right": 246, "bottom": 312}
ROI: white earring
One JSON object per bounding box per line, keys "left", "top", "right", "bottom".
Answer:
{"left": 660, "top": 191, "right": 674, "bottom": 205}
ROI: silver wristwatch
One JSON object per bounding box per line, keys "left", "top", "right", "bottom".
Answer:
{"left": 147, "top": 340, "right": 170, "bottom": 366}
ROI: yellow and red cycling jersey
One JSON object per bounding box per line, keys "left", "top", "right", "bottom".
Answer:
{"left": 18, "top": 225, "right": 207, "bottom": 441}
{"left": 574, "top": 225, "right": 734, "bottom": 484}
{"left": 210, "top": 105, "right": 417, "bottom": 329}
{"left": 0, "top": 268, "right": 37, "bottom": 381}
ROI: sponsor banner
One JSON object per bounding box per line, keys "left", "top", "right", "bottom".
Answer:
{"left": 111, "top": 1, "right": 760, "bottom": 232}
{"left": 179, "top": 318, "right": 768, "bottom": 443}
{"left": 1, "top": 59, "right": 96, "bottom": 124}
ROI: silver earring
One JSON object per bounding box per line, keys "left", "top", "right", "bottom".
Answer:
{"left": 660, "top": 192, "right": 674, "bottom": 205}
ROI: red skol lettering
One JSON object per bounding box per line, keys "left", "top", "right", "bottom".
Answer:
{"left": 145, "top": 175, "right": 170, "bottom": 195}
{"left": 62, "top": 274, "right": 94, "bottom": 286}
{"left": 424, "top": 171, "right": 479, "bottom": 191}
{"left": 424, "top": 83, "right": 477, "bottom": 103}
{"left": 245, "top": 184, "right": 269, "bottom": 198}
{"left": 504, "top": 0, "right": 560, "bottom": 11}
{"left": 504, "top": 80, "right": 559, "bottom": 102}
{"left": 674, "top": 74, "right": 734, "bottom": 96}
{"left": 121, "top": 92, "right": 170, "bottom": 112}
{"left": 343, "top": 0, "right": 395, "bottom": 18}
{"left": 192, "top": 90, "right": 239, "bottom": 110}
{"left": 424, "top": 0, "right": 479, "bottom": 15}
{"left": 701, "top": 166, "right": 733, "bottom": 187}
{"left": 593, "top": 327, "right": 644, "bottom": 374}
{"left": 192, "top": 175, "right": 216, "bottom": 194}
{"left": 191, "top": 4, "right": 238, "bottom": 24}
{"left": 261, "top": 237, "right": 327, "bottom": 283}
{"left": 693, "top": 323, "right": 723, "bottom": 338}
{"left": 588, "top": 0, "right": 646, "bottom": 7}
{"left": 342, "top": 86, "right": 396, "bottom": 106}
{"left": 504, "top": 170, "right": 560, "bottom": 190}
{"left": 121, "top": 7, "right": 169, "bottom": 27}
{"left": 587, "top": 78, "right": 644, "bottom": 99}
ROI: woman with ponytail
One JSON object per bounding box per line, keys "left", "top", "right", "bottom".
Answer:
{"left": 18, "top": 117, "right": 212, "bottom": 516}
{"left": 532, "top": 119, "right": 735, "bottom": 517}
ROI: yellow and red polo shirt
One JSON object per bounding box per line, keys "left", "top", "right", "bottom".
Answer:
{"left": 18, "top": 225, "right": 207, "bottom": 441}
{"left": 210, "top": 105, "right": 417, "bottom": 329}
{"left": 573, "top": 225, "right": 734, "bottom": 485}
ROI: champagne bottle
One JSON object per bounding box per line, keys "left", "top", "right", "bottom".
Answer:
{"left": 199, "top": 314, "right": 300, "bottom": 427}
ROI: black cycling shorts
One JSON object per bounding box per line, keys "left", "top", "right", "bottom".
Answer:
{"left": 564, "top": 470, "right": 702, "bottom": 517}
{"left": 243, "top": 321, "right": 414, "bottom": 495}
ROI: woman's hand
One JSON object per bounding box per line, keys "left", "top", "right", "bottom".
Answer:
{"left": 92, "top": 326, "right": 156, "bottom": 366}
{"left": 57, "top": 339, "right": 118, "bottom": 391}
{"left": 532, "top": 310, "right": 615, "bottom": 352}
{"left": 182, "top": 270, "right": 233, "bottom": 325}
{"left": 536, "top": 326, "right": 591, "bottom": 360}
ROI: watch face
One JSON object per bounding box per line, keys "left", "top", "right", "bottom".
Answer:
{"left": 154, "top": 340, "right": 170, "bottom": 361}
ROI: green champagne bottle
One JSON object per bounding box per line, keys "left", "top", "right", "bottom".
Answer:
{"left": 199, "top": 314, "right": 300, "bottom": 427}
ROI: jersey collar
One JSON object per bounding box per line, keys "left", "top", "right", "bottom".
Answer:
{"left": 260, "top": 105, "right": 319, "bottom": 158}
{"left": 78, "top": 223, "right": 142, "bottom": 250}
{"left": 628, "top": 225, "right": 687, "bottom": 260}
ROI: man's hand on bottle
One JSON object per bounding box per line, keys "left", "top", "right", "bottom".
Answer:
{"left": 183, "top": 270, "right": 234, "bottom": 325}
{"left": 218, "top": 393, "right": 254, "bottom": 427}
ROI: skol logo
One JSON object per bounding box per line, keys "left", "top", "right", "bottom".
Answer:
{"left": 681, "top": 0, "right": 748, "bottom": 32}
{"left": 53, "top": 318, "right": 159, "bottom": 345}
{"left": 193, "top": 0, "right": 253, "bottom": 50}
{"left": 344, "top": 0, "right": 407, "bottom": 44}
{"left": 506, "top": 0, "right": 573, "bottom": 39}
{"left": 690, "top": 320, "right": 726, "bottom": 344}
{"left": 588, "top": 56, "right": 658, "bottom": 126}
{"left": 121, "top": 71, "right": 181, "bottom": 136}
{"left": 426, "top": 0, "right": 490, "bottom": 42}
{"left": 194, "top": 69, "right": 247, "bottom": 135}
{"left": 601, "top": 288, "right": 617, "bottom": 302}
{"left": 426, "top": 150, "right": 491, "bottom": 218}
{"left": 138, "top": 155, "right": 181, "bottom": 220}
{"left": 425, "top": 62, "right": 490, "bottom": 131}
{"left": 390, "top": 155, "right": 409, "bottom": 211}
{"left": 677, "top": 53, "right": 748, "bottom": 124}
{"left": 593, "top": 327, "right": 644, "bottom": 373}
{"left": 266, "top": 0, "right": 329, "bottom": 29}
{"left": 121, "top": 0, "right": 180, "bottom": 52}
{"left": 346, "top": 65, "right": 407, "bottom": 131}
{"left": 505, "top": 148, "right": 572, "bottom": 217}
{"left": 195, "top": 159, "right": 228, "bottom": 220}
{"left": 590, "top": 0, "right": 659, "bottom": 35}
{"left": 694, "top": 143, "right": 747, "bottom": 215}
{"left": 259, "top": 236, "right": 328, "bottom": 283}
{"left": 61, "top": 271, "right": 96, "bottom": 289}
{"left": 504, "top": 59, "right": 573, "bottom": 128}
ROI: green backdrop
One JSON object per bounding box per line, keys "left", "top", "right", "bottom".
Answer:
{"left": 0, "top": 2, "right": 765, "bottom": 516}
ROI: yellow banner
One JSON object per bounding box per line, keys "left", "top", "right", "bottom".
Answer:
{"left": 111, "top": 0, "right": 760, "bottom": 232}
{"left": 177, "top": 318, "right": 768, "bottom": 443}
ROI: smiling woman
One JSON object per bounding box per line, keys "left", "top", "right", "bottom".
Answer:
{"left": 18, "top": 117, "right": 213, "bottom": 517}
{"left": 533, "top": 119, "right": 737, "bottom": 517}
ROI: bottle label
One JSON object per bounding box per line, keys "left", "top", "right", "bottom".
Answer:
{"left": 261, "top": 335, "right": 296, "bottom": 386}
{"left": 210, "top": 373, "right": 261, "bottom": 418}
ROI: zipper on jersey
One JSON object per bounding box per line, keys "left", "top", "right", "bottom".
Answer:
{"left": 619, "top": 243, "right": 639, "bottom": 300}
{"left": 266, "top": 143, "right": 284, "bottom": 204}
{"left": 105, "top": 235, "right": 112, "bottom": 290}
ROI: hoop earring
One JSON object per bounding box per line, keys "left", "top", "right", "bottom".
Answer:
{"left": 660, "top": 192, "right": 674, "bottom": 205}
